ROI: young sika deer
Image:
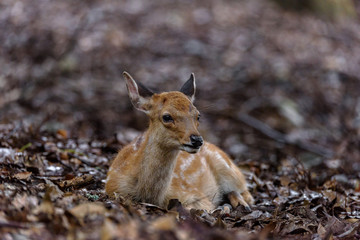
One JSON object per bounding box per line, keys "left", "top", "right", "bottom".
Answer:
{"left": 105, "top": 72, "right": 254, "bottom": 211}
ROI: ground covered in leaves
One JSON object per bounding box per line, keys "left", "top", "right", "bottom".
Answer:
{"left": 1, "top": 0, "right": 360, "bottom": 239}
{"left": 1, "top": 125, "right": 360, "bottom": 239}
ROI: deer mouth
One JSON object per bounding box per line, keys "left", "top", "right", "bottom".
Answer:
{"left": 181, "top": 144, "right": 201, "bottom": 153}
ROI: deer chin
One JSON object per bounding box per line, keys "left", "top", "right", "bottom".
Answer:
{"left": 180, "top": 144, "right": 201, "bottom": 154}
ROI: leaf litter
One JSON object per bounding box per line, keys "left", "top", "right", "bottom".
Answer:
{"left": 1, "top": 123, "right": 359, "bottom": 239}
{"left": 1, "top": 0, "right": 360, "bottom": 239}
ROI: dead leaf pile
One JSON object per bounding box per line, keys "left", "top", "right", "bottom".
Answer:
{"left": 1, "top": 125, "right": 359, "bottom": 239}
{"left": 1, "top": 0, "right": 360, "bottom": 239}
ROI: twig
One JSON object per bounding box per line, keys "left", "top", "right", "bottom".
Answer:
{"left": 236, "top": 113, "right": 334, "bottom": 158}
{"left": 0, "top": 221, "right": 28, "bottom": 229}
{"left": 236, "top": 113, "right": 285, "bottom": 142}
{"left": 67, "top": 152, "right": 97, "bottom": 167}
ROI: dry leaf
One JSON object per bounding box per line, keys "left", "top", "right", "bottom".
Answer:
{"left": 59, "top": 174, "right": 93, "bottom": 188}
{"left": 33, "top": 189, "right": 55, "bottom": 218}
{"left": 56, "top": 129, "right": 68, "bottom": 139}
{"left": 242, "top": 210, "right": 264, "bottom": 220}
{"left": 14, "top": 171, "right": 32, "bottom": 180}
{"left": 317, "top": 223, "right": 326, "bottom": 238}
{"left": 44, "top": 180, "right": 64, "bottom": 201}
{"left": 150, "top": 215, "right": 177, "bottom": 231}
{"left": 68, "top": 202, "right": 106, "bottom": 225}
{"left": 101, "top": 218, "right": 139, "bottom": 240}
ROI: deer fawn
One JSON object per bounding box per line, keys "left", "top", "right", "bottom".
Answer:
{"left": 105, "top": 72, "right": 254, "bottom": 211}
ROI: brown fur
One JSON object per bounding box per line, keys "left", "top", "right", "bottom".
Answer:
{"left": 105, "top": 73, "right": 254, "bottom": 210}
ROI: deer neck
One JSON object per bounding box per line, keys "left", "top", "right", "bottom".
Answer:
{"left": 135, "top": 125, "right": 179, "bottom": 207}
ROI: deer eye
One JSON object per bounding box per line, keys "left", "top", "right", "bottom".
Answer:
{"left": 197, "top": 114, "right": 201, "bottom": 121}
{"left": 162, "top": 114, "right": 174, "bottom": 123}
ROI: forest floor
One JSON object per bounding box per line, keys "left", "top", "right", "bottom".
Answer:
{"left": 1, "top": 0, "right": 360, "bottom": 239}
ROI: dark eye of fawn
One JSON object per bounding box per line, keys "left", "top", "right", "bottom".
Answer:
{"left": 197, "top": 114, "right": 201, "bottom": 121}
{"left": 162, "top": 114, "right": 173, "bottom": 123}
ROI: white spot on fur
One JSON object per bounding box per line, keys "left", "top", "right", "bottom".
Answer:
{"left": 214, "top": 151, "right": 230, "bottom": 168}
{"left": 132, "top": 142, "right": 137, "bottom": 151}
{"left": 187, "top": 157, "right": 206, "bottom": 184}
{"left": 200, "top": 156, "right": 206, "bottom": 166}
{"left": 180, "top": 155, "right": 195, "bottom": 172}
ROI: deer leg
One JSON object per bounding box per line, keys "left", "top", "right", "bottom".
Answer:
{"left": 212, "top": 203, "right": 233, "bottom": 215}
{"left": 241, "top": 190, "right": 254, "bottom": 205}
{"left": 227, "top": 191, "right": 251, "bottom": 211}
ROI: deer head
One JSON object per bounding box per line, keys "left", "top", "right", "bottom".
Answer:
{"left": 123, "top": 72, "right": 203, "bottom": 153}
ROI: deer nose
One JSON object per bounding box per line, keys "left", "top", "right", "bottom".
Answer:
{"left": 190, "top": 135, "right": 203, "bottom": 148}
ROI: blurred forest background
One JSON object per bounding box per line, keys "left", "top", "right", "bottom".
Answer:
{"left": 1, "top": 0, "right": 360, "bottom": 239}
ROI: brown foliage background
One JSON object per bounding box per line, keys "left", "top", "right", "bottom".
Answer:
{"left": 1, "top": 0, "right": 360, "bottom": 239}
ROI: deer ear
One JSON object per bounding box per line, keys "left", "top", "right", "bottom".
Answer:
{"left": 180, "top": 73, "right": 196, "bottom": 102}
{"left": 123, "top": 72, "right": 153, "bottom": 113}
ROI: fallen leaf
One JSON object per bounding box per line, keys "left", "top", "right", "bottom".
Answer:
{"left": 322, "top": 190, "right": 337, "bottom": 203}
{"left": 150, "top": 215, "right": 177, "bottom": 231}
{"left": 324, "top": 216, "right": 347, "bottom": 236}
{"left": 14, "top": 171, "right": 32, "bottom": 180}
{"left": 279, "top": 220, "right": 312, "bottom": 235}
{"left": 44, "top": 180, "right": 64, "bottom": 201}
{"left": 242, "top": 210, "right": 264, "bottom": 220}
{"left": 59, "top": 151, "right": 69, "bottom": 160}
{"left": 213, "top": 217, "right": 227, "bottom": 229}
{"left": 12, "top": 194, "right": 38, "bottom": 212}
{"left": 0, "top": 148, "right": 16, "bottom": 163}
{"left": 33, "top": 188, "right": 55, "bottom": 219}
{"left": 258, "top": 222, "right": 276, "bottom": 240}
{"left": 68, "top": 202, "right": 106, "bottom": 225}
{"left": 190, "top": 209, "right": 216, "bottom": 225}
{"left": 101, "top": 218, "right": 118, "bottom": 240}
{"left": 56, "top": 129, "right": 68, "bottom": 139}
{"left": 336, "top": 223, "right": 359, "bottom": 238}
{"left": 59, "top": 174, "right": 93, "bottom": 188}
{"left": 101, "top": 218, "right": 139, "bottom": 240}
{"left": 280, "top": 175, "right": 292, "bottom": 187}
{"left": 317, "top": 223, "right": 326, "bottom": 238}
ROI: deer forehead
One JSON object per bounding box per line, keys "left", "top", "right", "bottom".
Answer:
{"left": 152, "top": 92, "right": 197, "bottom": 115}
